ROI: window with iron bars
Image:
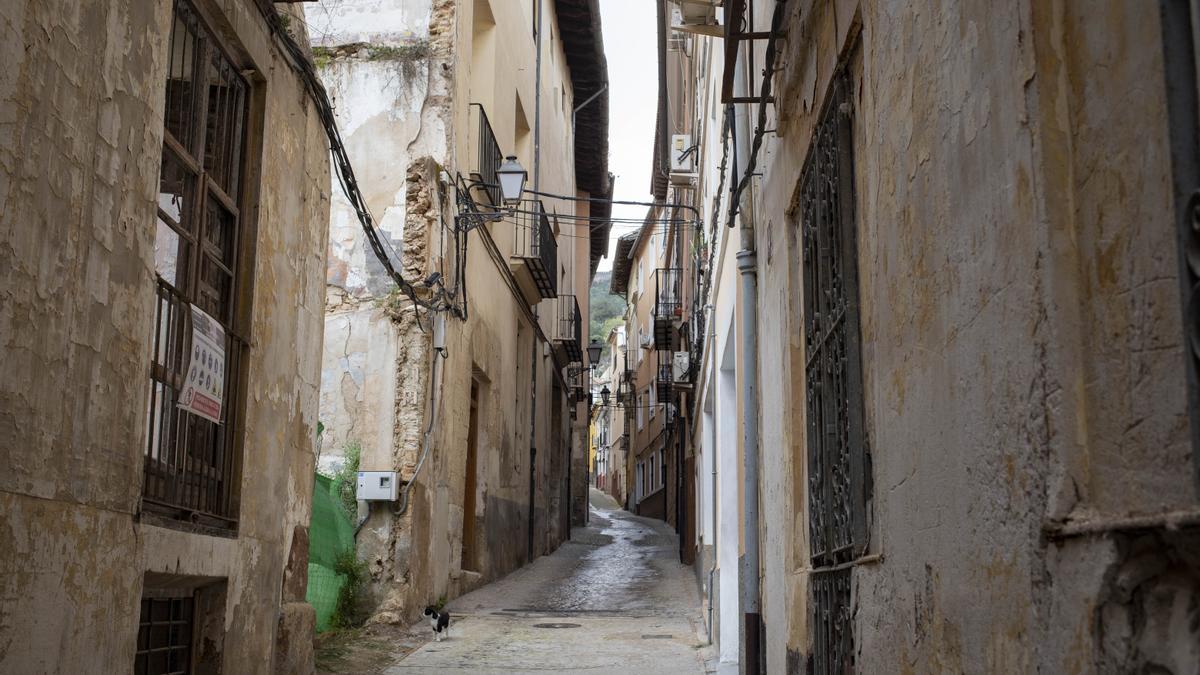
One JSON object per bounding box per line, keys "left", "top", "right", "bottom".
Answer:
{"left": 135, "top": 594, "right": 195, "bottom": 675}
{"left": 800, "top": 74, "right": 869, "bottom": 675}
{"left": 144, "top": 0, "right": 252, "bottom": 530}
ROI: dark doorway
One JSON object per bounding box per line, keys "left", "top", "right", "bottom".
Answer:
{"left": 461, "top": 378, "right": 481, "bottom": 571}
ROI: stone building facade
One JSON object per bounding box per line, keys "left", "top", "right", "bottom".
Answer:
{"left": 0, "top": 1, "right": 331, "bottom": 672}
{"left": 671, "top": 0, "right": 1200, "bottom": 671}
{"left": 309, "top": 0, "right": 610, "bottom": 625}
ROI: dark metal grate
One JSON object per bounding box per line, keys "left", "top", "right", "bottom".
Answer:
{"left": 135, "top": 596, "right": 195, "bottom": 675}
{"left": 470, "top": 104, "right": 503, "bottom": 207}
{"left": 801, "top": 74, "right": 868, "bottom": 674}
{"left": 144, "top": 0, "right": 250, "bottom": 529}
{"left": 811, "top": 569, "right": 852, "bottom": 675}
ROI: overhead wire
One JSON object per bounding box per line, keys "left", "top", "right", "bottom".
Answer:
{"left": 255, "top": 4, "right": 459, "bottom": 316}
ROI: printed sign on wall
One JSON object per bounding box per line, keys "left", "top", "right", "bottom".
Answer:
{"left": 178, "top": 305, "right": 226, "bottom": 424}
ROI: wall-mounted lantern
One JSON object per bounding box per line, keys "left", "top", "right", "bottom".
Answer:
{"left": 600, "top": 385, "right": 610, "bottom": 406}
{"left": 497, "top": 155, "right": 527, "bottom": 204}
{"left": 586, "top": 339, "right": 603, "bottom": 366}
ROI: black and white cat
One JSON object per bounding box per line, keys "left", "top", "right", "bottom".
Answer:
{"left": 422, "top": 606, "right": 450, "bottom": 642}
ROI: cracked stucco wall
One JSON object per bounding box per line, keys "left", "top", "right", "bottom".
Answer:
{"left": 314, "top": 0, "right": 585, "bottom": 628}
{"left": 743, "top": 0, "right": 1198, "bottom": 672}
{"left": 312, "top": 0, "right": 444, "bottom": 469}
{"left": 0, "top": 1, "right": 330, "bottom": 673}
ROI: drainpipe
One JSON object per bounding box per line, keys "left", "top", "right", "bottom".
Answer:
{"left": 527, "top": 0, "right": 545, "bottom": 566}
{"left": 533, "top": 0, "right": 543, "bottom": 192}
{"left": 733, "top": 46, "right": 762, "bottom": 675}
{"left": 528, "top": 325, "right": 539, "bottom": 563}
{"left": 705, "top": 302, "right": 718, "bottom": 645}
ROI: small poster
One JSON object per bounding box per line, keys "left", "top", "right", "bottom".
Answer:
{"left": 178, "top": 305, "right": 226, "bottom": 424}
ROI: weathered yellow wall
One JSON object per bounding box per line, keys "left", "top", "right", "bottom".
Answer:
{"left": 0, "top": 1, "right": 330, "bottom": 672}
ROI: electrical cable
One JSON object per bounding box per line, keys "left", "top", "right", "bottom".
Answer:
{"left": 256, "top": 5, "right": 458, "bottom": 315}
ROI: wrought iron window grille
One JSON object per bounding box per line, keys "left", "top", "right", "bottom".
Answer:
{"left": 469, "top": 104, "right": 504, "bottom": 208}
{"left": 800, "top": 73, "right": 869, "bottom": 675}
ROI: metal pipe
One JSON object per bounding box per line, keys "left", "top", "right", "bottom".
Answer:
{"left": 733, "top": 39, "right": 762, "bottom": 675}
{"left": 531, "top": 0, "right": 546, "bottom": 546}
{"left": 706, "top": 302, "right": 718, "bottom": 645}
{"left": 571, "top": 83, "right": 608, "bottom": 135}
{"left": 533, "top": 0, "right": 544, "bottom": 192}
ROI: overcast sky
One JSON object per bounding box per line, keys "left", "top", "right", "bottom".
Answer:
{"left": 596, "top": 0, "right": 658, "bottom": 273}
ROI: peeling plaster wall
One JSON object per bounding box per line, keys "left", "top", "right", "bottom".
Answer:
{"left": 740, "top": 0, "right": 1199, "bottom": 672}
{"left": 0, "top": 1, "right": 330, "bottom": 672}
{"left": 313, "top": 0, "right": 588, "bottom": 628}
{"left": 313, "top": 0, "right": 442, "bottom": 466}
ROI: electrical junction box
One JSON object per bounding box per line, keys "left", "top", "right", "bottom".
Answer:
{"left": 357, "top": 471, "right": 399, "bottom": 501}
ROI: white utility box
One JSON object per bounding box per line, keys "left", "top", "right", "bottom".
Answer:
{"left": 670, "top": 134, "right": 695, "bottom": 173}
{"left": 357, "top": 471, "right": 399, "bottom": 501}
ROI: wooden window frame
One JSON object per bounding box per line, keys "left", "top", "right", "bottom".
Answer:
{"left": 143, "top": 0, "right": 255, "bottom": 532}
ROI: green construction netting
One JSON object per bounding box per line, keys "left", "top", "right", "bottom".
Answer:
{"left": 306, "top": 473, "right": 355, "bottom": 631}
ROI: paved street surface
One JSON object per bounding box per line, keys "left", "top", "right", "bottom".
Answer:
{"left": 386, "top": 489, "right": 711, "bottom": 674}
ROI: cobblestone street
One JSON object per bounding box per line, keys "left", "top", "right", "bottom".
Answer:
{"left": 385, "top": 490, "right": 712, "bottom": 674}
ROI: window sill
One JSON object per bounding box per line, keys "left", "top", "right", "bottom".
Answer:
{"left": 638, "top": 486, "right": 665, "bottom": 503}
{"left": 138, "top": 507, "right": 240, "bottom": 539}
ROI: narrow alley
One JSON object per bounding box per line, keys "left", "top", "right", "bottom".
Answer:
{"left": 4, "top": 0, "right": 1200, "bottom": 673}
{"left": 387, "top": 489, "right": 709, "bottom": 673}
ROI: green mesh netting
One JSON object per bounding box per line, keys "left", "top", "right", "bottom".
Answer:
{"left": 306, "top": 473, "right": 355, "bottom": 631}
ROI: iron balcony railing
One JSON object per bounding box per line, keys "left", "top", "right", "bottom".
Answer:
{"left": 512, "top": 199, "right": 558, "bottom": 298}
{"left": 550, "top": 294, "right": 583, "bottom": 362}
{"left": 653, "top": 267, "right": 683, "bottom": 350}
{"left": 469, "top": 103, "right": 503, "bottom": 207}
{"left": 656, "top": 364, "right": 673, "bottom": 403}
{"left": 143, "top": 278, "right": 242, "bottom": 529}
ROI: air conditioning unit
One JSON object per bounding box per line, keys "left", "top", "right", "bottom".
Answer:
{"left": 670, "top": 0, "right": 721, "bottom": 37}
{"left": 672, "top": 351, "right": 690, "bottom": 382}
{"left": 670, "top": 134, "right": 695, "bottom": 174}
{"left": 640, "top": 333, "right": 654, "bottom": 349}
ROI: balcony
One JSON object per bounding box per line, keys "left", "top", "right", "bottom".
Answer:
{"left": 616, "top": 371, "right": 634, "bottom": 407}
{"left": 653, "top": 267, "right": 683, "bottom": 350}
{"left": 546, "top": 294, "right": 582, "bottom": 363}
{"left": 656, "top": 351, "right": 673, "bottom": 403}
{"left": 510, "top": 199, "right": 558, "bottom": 304}
{"left": 468, "top": 104, "right": 503, "bottom": 208}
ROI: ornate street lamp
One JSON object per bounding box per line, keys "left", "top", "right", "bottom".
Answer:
{"left": 600, "top": 385, "right": 610, "bottom": 406}
{"left": 497, "top": 155, "right": 527, "bottom": 204}
{"left": 586, "top": 339, "right": 603, "bottom": 366}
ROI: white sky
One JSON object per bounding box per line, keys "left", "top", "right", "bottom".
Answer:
{"left": 596, "top": 0, "right": 658, "bottom": 272}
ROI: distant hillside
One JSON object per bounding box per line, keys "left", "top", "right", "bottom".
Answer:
{"left": 589, "top": 271, "right": 625, "bottom": 353}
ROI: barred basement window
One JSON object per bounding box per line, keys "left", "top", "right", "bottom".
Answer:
{"left": 800, "top": 74, "right": 869, "bottom": 675}
{"left": 135, "top": 595, "right": 195, "bottom": 675}
{"left": 144, "top": 0, "right": 252, "bottom": 529}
